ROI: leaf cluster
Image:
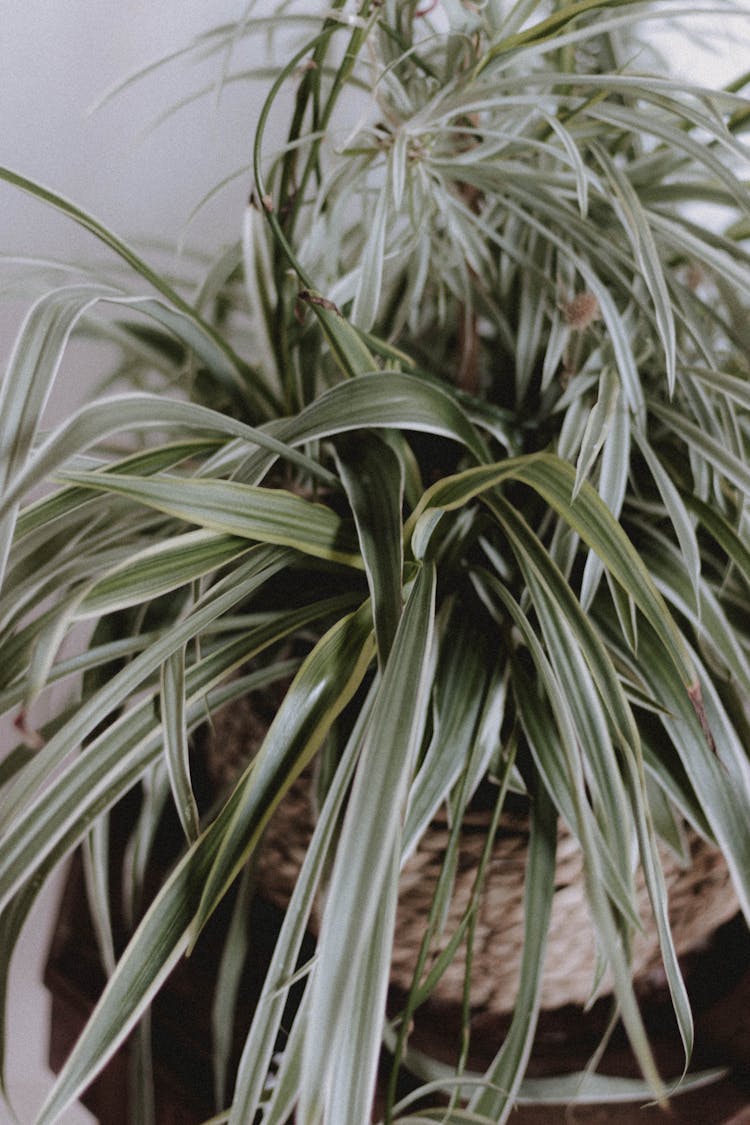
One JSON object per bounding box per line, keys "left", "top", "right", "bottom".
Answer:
{"left": 1, "top": 1, "right": 750, "bottom": 1122}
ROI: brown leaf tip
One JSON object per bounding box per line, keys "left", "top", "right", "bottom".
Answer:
{"left": 688, "top": 680, "right": 718, "bottom": 756}
{"left": 13, "top": 709, "right": 45, "bottom": 751}
{"left": 298, "top": 289, "right": 342, "bottom": 316}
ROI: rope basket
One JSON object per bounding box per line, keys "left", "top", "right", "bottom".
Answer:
{"left": 204, "top": 696, "right": 739, "bottom": 1016}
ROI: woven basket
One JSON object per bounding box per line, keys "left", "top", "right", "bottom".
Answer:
{"left": 205, "top": 696, "right": 739, "bottom": 1016}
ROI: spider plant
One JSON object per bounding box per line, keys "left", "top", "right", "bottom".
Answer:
{"left": 2, "top": 1, "right": 750, "bottom": 1121}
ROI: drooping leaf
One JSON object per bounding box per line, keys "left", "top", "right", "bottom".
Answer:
{"left": 0, "top": 549, "right": 319, "bottom": 833}
{"left": 334, "top": 432, "right": 404, "bottom": 667}
{"left": 73, "top": 531, "right": 253, "bottom": 619}
{"left": 161, "top": 646, "right": 200, "bottom": 844}
{"left": 0, "top": 393, "right": 339, "bottom": 518}
{"left": 403, "top": 607, "right": 492, "bottom": 857}
{"left": 233, "top": 370, "right": 491, "bottom": 485}
{"left": 227, "top": 682, "right": 378, "bottom": 1125}
{"left": 0, "top": 283, "right": 120, "bottom": 588}
{"left": 33, "top": 602, "right": 375, "bottom": 1125}
{"left": 469, "top": 783, "right": 557, "bottom": 1122}
{"left": 56, "top": 471, "right": 363, "bottom": 569}
{"left": 190, "top": 601, "right": 376, "bottom": 941}
{"left": 409, "top": 453, "right": 696, "bottom": 687}
{"left": 297, "top": 563, "right": 436, "bottom": 1122}
{"left": 0, "top": 167, "right": 272, "bottom": 413}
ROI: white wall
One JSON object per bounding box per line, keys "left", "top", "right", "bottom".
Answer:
{"left": 2, "top": 1, "right": 259, "bottom": 256}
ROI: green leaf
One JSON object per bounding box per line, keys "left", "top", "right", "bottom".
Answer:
{"left": 514, "top": 680, "right": 663, "bottom": 1095}
{"left": 574, "top": 366, "right": 620, "bottom": 498}
{"left": 632, "top": 428, "right": 701, "bottom": 606}
{"left": 492, "top": 497, "right": 634, "bottom": 865}
{"left": 621, "top": 621, "right": 750, "bottom": 923}
{"left": 82, "top": 820, "right": 117, "bottom": 977}
{"left": 0, "top": 393, "right": 339, "bottom": 518}
{"left": 648, "top": 210, "right": 750, "bottom": 302}
{"left": 234, "top": 371, "right": 491, "bottom": 485}
{"left": 481, "top": 0, "right": 660, "bottom": 61}
{"left": 479, "top": 574, "right": 663, "bottom": 1094}
{"left": 73, "top": 530, "right": 253, "bottom": 619}
{"left": 33, "top": 779, "right": 245, "bottom": 1125}
{"left": 0, "top": 641, "right": 310, "bottom": 917}
{"left": 299, "top": 287, "right": 384, "bottom": 381}
{"left": 122, "top": 761, "right": 173, "bottom": 931}
{"left": 621, "top": 753, "right": 694, "bottom": 1071}
{"left": 688, "top": 365, "right": 750, "bottom": 415}
{"left": 493, "top": 604, "right": 638, "bottom": 927}
{"left": 161, "top": 647, "right": 200, "bottom": 844}
{"left": 12, "top": 439, "right": 219, "bottom": 543}
{"left": 514, "top": 233, "right": 549, "bottom": 402}
{"left": 351, "top": 182, "right": 389, "bottom": 331}
{"left": 469, "top": 783, "right": 557, "bottom": 1121}
{"left": 259, "top": 986, "right": 309, "bottom": 1125}
{"left": 650, "top": 400, "right": 750, "bottom": 497}
{"left": 516, "top": 1067, "right": 728, "bottom": 1105}
{"left": 685, "top": 493, "right": 750, "bottom": 583}
{"left": 403, "top": 608, "right": 491, "bottom": 857}
{"left": 212, "top": 863, "right": 254, "bottom": 1110}
{"left": 410, "top": 453, "right": 695, "bottom": 687}
{"left": 645, "top": 543, "right": 750, "bottom": 736}
{"left": 591, "top": 144, "right": 676, "bottom": 393}
{"left": 334, "top": 433, "right": 404, "bottom": 667}
{"left": 297, "top": 563, "right": 436, "bottom": 1122}
{"left": 31, "top": 603, "right": 370, "bottom": 1124}
{"left": 0, "top": 283, "right": 119, "bottom": 589}
{"left": 0, "top": 166, "right": 272, "bottom": 414}
{"left": 227, "top": 683, "right": 378, "bottom": 1124}
{"left": 0, "top": 547, "right": 294, "bottom": 828}
{"left": 56, "top": 471, "right": 364, "bottom": 569}
{"left": 0, "top": 633, "right": 158, "bottom": 718}
{"left": 479, "top": 188, "right": 646, "bottom": 419}
{"left": 483, "top": 494, "right": 694, "bottom": 1062}
{"left": 580, "top": 390, "right": 630, "bottom": 609}
{"left": 589, "top": 102, "right": 750, "bottom": 216}
{"left": 190, "top": 601, "right": 376, "bottom": 941}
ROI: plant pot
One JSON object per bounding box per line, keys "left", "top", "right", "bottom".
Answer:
{"left": 207, "top": 693, "right": 739, "bottom": 1016}
{"left": 257, "top": 776, "right": 739, "bottom": 1016}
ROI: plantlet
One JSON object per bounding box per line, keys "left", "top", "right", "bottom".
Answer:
{"left": 1, "top": 2, "right": 750, "bottom": 1122}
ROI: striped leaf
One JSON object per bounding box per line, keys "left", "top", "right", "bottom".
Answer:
{"left": 57, "top": 471, "right": 363, "bottom": 568}
{"left": 297, "top": 564, "right": 436, "bottom": 1122}
{"left": 409, "top": 453, "right": 696, "bottom": 687}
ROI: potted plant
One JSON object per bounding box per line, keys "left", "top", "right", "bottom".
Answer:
{"left": 2, "top": 0, "right": 750, "bottom": 1121}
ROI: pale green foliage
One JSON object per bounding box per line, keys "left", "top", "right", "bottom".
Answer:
{"left": 1, "top": 1, "right": 750, "bottom": 1122}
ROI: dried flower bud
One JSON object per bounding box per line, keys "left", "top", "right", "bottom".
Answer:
{"left": 685, "top": 263, "right": 704, "bottom": 291}
{"left": 562, "top": 291, "right": 600, "bottom": 330}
